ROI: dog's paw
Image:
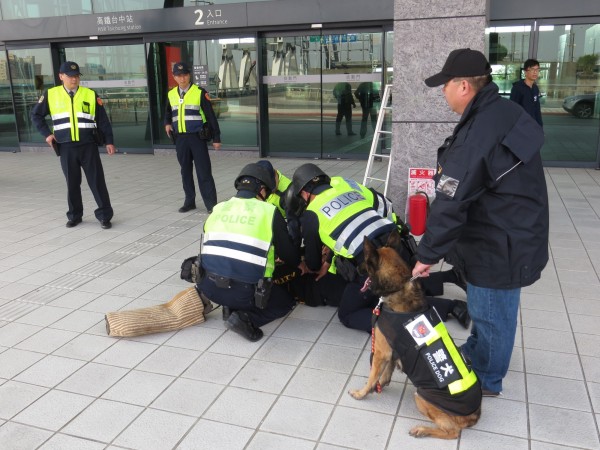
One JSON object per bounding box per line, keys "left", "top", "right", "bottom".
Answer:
{"left": 348, "top": 389, "right": 366, "bottom": 400}
{"left": 409, "top": 426, "right": 428, "bottom": 438}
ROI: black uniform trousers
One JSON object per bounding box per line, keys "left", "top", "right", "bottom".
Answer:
{"left": 59, "top": 141, "right": 112, "bottom": 222}
{"left": 198, "top": 276, "right": 295, "bottom": 328}
{"left": 337, "top": 273, "right": 454, "bottom": 333}
{"left": 359, "top": 105, "right": 377, "bottom": 138}
{"left": 335, "top": 104, "right": 354, "bottom": 134}
{"left": 176, "top": 133, "right": 217, "bottom": 211}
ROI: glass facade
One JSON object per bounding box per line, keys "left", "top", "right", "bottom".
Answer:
{"left": 0, "top": 49, "right": 17, "bottom": 148}
{"left": 487, "top": 22, "right": 600, "bottom": 165}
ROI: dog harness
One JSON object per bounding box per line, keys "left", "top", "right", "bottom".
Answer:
{"left": 371, "top": 300, "right": 481, "bottom": 416}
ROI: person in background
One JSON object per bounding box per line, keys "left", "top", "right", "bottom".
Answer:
{"left": 415, "top": 48, "right": 548, "bottom": 397}
{"left": 31, "top": 61, "right": 116, "bottom": 229}
{"left": 354, "top": 81, "right": 378, "bottom": 138}
{"left": 333, "top": 81, "right": 356, "bottom": 136}
{"left": 165, "top": 62, "right": 221, "bottom": 214}
{"left": 510, "top": 58, "right": 543, "bottom": 127}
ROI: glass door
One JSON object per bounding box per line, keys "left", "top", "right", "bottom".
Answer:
{"left": 260, "top": 31, "right": 385, "bottom": 159}
{"left": 62, "top": 43, "right": 150, "bottom": 153}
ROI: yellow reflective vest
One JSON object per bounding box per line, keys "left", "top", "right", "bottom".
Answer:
{"left": 47, "top": 86, "right": 97, "bottom": 143}
{"left": 167, "top": 84, "right": 207, "bottom": 134}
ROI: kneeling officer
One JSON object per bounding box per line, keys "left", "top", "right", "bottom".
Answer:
{"left": 197, "top": 163, "right": 300, "bottom": 341}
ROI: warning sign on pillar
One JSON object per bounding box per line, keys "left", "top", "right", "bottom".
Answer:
{"left": 408, "top": 167, "right": 436, "bottom": 198}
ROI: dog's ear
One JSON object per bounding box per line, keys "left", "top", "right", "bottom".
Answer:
{"left": 385, "top": 229, "right": 403, "bottom": 251}
{"left": 362, "top": 236, "right": 379, "bottom": 264}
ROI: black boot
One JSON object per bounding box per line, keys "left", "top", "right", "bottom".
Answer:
{"left": 450, "top": 300, "right": 471, "bottom": 329}
{"left": 226, "top": 311, "right": 264, "bottom": 342}
{"left": 222, "top": 306, "right": 231, "bottom": 321}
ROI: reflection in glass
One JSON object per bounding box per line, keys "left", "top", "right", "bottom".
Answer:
{"left": 6, "top": 48, "right": 53, "bottom": 144}
{"left": 486, "top": 26, "right": 531, "bottom": 95}
{"left": 147, "top": 38, "right": 258, "bottom": 148}
{"left": 537, "top": 24, "right": 600, "bottom": 162}
{"left": 66, "top": 44, "right": 150, "bottom": 150}
{"left": 0, "top": 50, "right": 18, "bottom": 149}
{"left": 260, "top": 32, "right": 385, "bottom": 158}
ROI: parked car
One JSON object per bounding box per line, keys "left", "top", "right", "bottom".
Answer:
{"left": 562, "top": 93, "right": 597, "bottom": 119}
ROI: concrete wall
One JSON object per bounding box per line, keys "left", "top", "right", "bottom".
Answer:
{"left": 390, "top": 0, "right": 487, "bottom": 214}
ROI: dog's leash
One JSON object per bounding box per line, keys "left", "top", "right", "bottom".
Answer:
{"left": 409, "top": 274, "right": 421, "bottom": 282}
{"left": 370, "top": 298, "right": 385, "bottom": 394}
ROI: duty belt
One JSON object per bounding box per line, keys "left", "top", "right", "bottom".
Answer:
{"left": 206, "top": 272, "right": 254, "bottom": 289}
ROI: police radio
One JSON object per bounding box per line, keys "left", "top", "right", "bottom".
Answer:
{"left": 254, "top": 278, "right": 272, "bottom": 309}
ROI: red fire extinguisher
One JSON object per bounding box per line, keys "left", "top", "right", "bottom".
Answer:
{"left": 408, "top": 191, "right": 429, "bottom": 236}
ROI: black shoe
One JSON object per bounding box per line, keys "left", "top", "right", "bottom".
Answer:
{"left": 452, "top": 266, "right": 467, "bottom": 292}
{"left": 348, "top": 132, "right": 356, "bottom": 136}
{"left": 482, "top": 389, "right": 501, "bottom": 397}
{"left": 66, "top": 218, "right": 82, "bottom": 228}
{"left": 100, "top": 220, "right": 112, "bottom": 229}
{"left": 178, "top": 203, "right": 196, "bottom": 213}
{"left": 226, "top": 311, "right": 263, "bottom": 342}
{"left": 450, "top": 300, "right": 471, "bottom": 329}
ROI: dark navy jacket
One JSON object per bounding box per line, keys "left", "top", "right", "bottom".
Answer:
{"left": 510, "top": 79, "right": 543, "bottom": 127}
{"left": 417, "top": 82, "right": 549, "bottom": 289}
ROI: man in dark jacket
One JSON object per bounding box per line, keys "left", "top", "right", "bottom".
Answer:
{"left": 414, "top": 49, "right": 549, "bottom": 396}
{"left": 510, "top": 58, "right": 543, "bottom": 127}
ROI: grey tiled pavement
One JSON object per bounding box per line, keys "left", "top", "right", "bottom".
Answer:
{"left": 0, "top": 151, "right": 599, "bottom": 449}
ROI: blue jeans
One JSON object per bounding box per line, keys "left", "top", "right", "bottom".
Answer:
{"left": 460, "top": 283, "right": 521, "bottom": 393}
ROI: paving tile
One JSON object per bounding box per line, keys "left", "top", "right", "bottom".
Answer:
{"left": 102, "top": 369, "right": 174, "bottom": 406}
{"left": 522, "top": 327, "right": 577, "bottom": 353}
{"left": 302, "top": 343, "right": 361, "bottom": 374}
{"left": 520, "top": 309, "right": 571, "bottom": 332}
{"left": 136, "top": 345, "right": 200, "bottom": 376}
{"left": 62, "top": 398, "right": 143, "bottom": 443}
{"left": 0, "top": 322, "right": 42, "bottom": 347}
{"left": 289, "top": 304, "right": 337, "bottom": 322}
{"left": 470, "top": 396, "right": 528, "bottom": 438}
{"left": 208, "top": 329, "right": 266, "bottom": 358}
{"left": 52, "top": 333, "right": 116, "bottom": 361}
{"left": 47, "top": 290, "right": 100, "bottom": 309}
{"left": 339, "top": 375, "right": 403, "bottom": 414}
{"left": 231, "top": 359, "right": 296, "bottom": 394}
{"left": 252, "top": 336, "right": 314, "bottom": 366}
{"left": 182, "top": 351, "right": 247, "bottom": 384}
{"left": 177, "top": 419, "right": 254, "bottom": 449}
{"left": 284, "top": 367, "right": 349, "bottom": 404}
{"left": 0, "top": 348, "right": 45, "bottom": 379}
{"left": 0, "top": 381, "right": 48, "bottom": 420}
{"left": 92, "top": 339, "right": 158, "bottom": 368}
{"left": 524, "top": 348, "right": 584, "bottom": 380}
{"left": 527, "top": 374, "right": 591, "bottom": 411}
{"left": 57, "top": 362, "right": 128, "bottom": 397}
{"left": 529, "top": 403, "right": 600, "bottom": 449}
{"left": 151, "top": 378, "right": 223, "bottom": 416}
{"left": 321, "top": 405, "right": 394, "bottom": 449}
{"left": 113, "top": 408, "right": 196, "bottom": 450}
{"left": 15, "top": 305, "right": 72, "bottom": 327}
{"left": 14, "top": 355, "right": 86, "bottom": 388}
{"left": 50, "top": 310, "right": 105, "bottom": 333}
{"left": 261, "top": 396, "right": 333, "bottom": 441}
{"left": 317, "top": 322, "right": 369, "bottom": 349}
{"left": 0, "top": 422, "right": 53, "bottom": 450}
{"left": 575, "top": 333, "right": 600, "bottom": 358}
{"left": 204, "top": 386, "right": 277, "bottom": 428}
{"left": 164, "top": 324, "right": 225, "bottom": 351}
{"left": 388, "top": 416, "right": 465, "bottom": 449}
{"left": 14, "top": 327, "right": 78, "bottom": 354}
{"left": 38, "top": 433, "right": 106, "bottom": 450}
{"left": 13, "top": 389, "right": 94, "bottom": 431}
{"left": 272, "top": 318, "right": 328, "bottom": 342}
{"left": 247, "top": 432, "right": 315, "bottom": 450}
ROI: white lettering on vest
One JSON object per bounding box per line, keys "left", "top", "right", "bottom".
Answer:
{"left": 213, "top": 214, "right": 256, "bottom": 226}
{"left": 425, "top": 351, "right": 445, "bottom": 383}
{"left": 320, "top": 192, "right": 365, "bottom": 218}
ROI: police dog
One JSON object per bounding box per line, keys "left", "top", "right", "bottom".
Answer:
{"left": 348, "top": 230, "right": 481, "bottom": 439}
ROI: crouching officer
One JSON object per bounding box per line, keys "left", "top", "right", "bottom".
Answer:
{"left": 197, "top": 163, "right": 300, "bottom": 341}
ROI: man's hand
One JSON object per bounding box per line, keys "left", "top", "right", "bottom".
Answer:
{"left": 106, "top": 144, "right": 117, "bottom": 156}
{"left": 213, "top": 142, "right": 222, "bottom": 150}
{"left": 165, "top": 124, "right": 173, "bottom": 135}
{"left": 412, "top": 261, "right": 432, "bottom": 279}
{"left": 45, "top": 135, "right": 56, "bottom": 147}
{"left": 315, "top": 261, "right": 330, "bottom": 281}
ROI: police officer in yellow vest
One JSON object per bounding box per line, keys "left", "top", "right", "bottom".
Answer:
{"left": 197, "top": 163, "right": 300, "bottom": 341}
{"left": 31, "top": 61, "right": 116, "bottom": 229}
{"left": 164, "top": 62, "right": 221, "bottom": 214}
{"left": 291, "top": 163, "right": 469, "bottom": 332}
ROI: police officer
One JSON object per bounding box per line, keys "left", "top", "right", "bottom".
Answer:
{"left": 164, "top": 62, "right": 221, "bottom": 214}
{"left": 291, "top": 163, "right": 469, "bottom": 332}
{"left": 197, "top": 163, "right": 300, "bottom": 341}
{"left": 31, "top": 61, "right": 116, "bottom": 229}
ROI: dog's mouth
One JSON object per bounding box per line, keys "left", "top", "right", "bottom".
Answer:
{"left": 360, "top": 276, "right": 372, "bottom": 293}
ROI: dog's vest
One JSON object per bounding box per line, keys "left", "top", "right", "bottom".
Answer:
{"left": 375, "top": 303, "right": 482, "bottom": 416}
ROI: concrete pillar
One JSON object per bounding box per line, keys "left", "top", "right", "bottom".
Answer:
{"left": 390, "top": 0, "right": 488, "bottom": 214}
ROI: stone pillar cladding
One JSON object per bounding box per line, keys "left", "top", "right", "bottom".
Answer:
{"left": 390, "top": 0, "right": 488, "bottom": 214}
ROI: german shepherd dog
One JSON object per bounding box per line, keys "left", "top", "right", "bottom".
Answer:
{"left": 348, "top": 230, "right": 481, "bottom": 439}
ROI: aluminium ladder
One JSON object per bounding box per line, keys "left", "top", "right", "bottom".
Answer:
{"left": 362, "top": 83, "right": 393, "bottom": 196}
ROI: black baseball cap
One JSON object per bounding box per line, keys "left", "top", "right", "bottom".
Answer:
{"left": 424, "top": 49, "right": 492, "bottom": 87}
{"left": 172, "top": 62, "right": 191, "bottom": 75}
{"left": 59, "top": 61, "right": 82, "bottom": 76}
